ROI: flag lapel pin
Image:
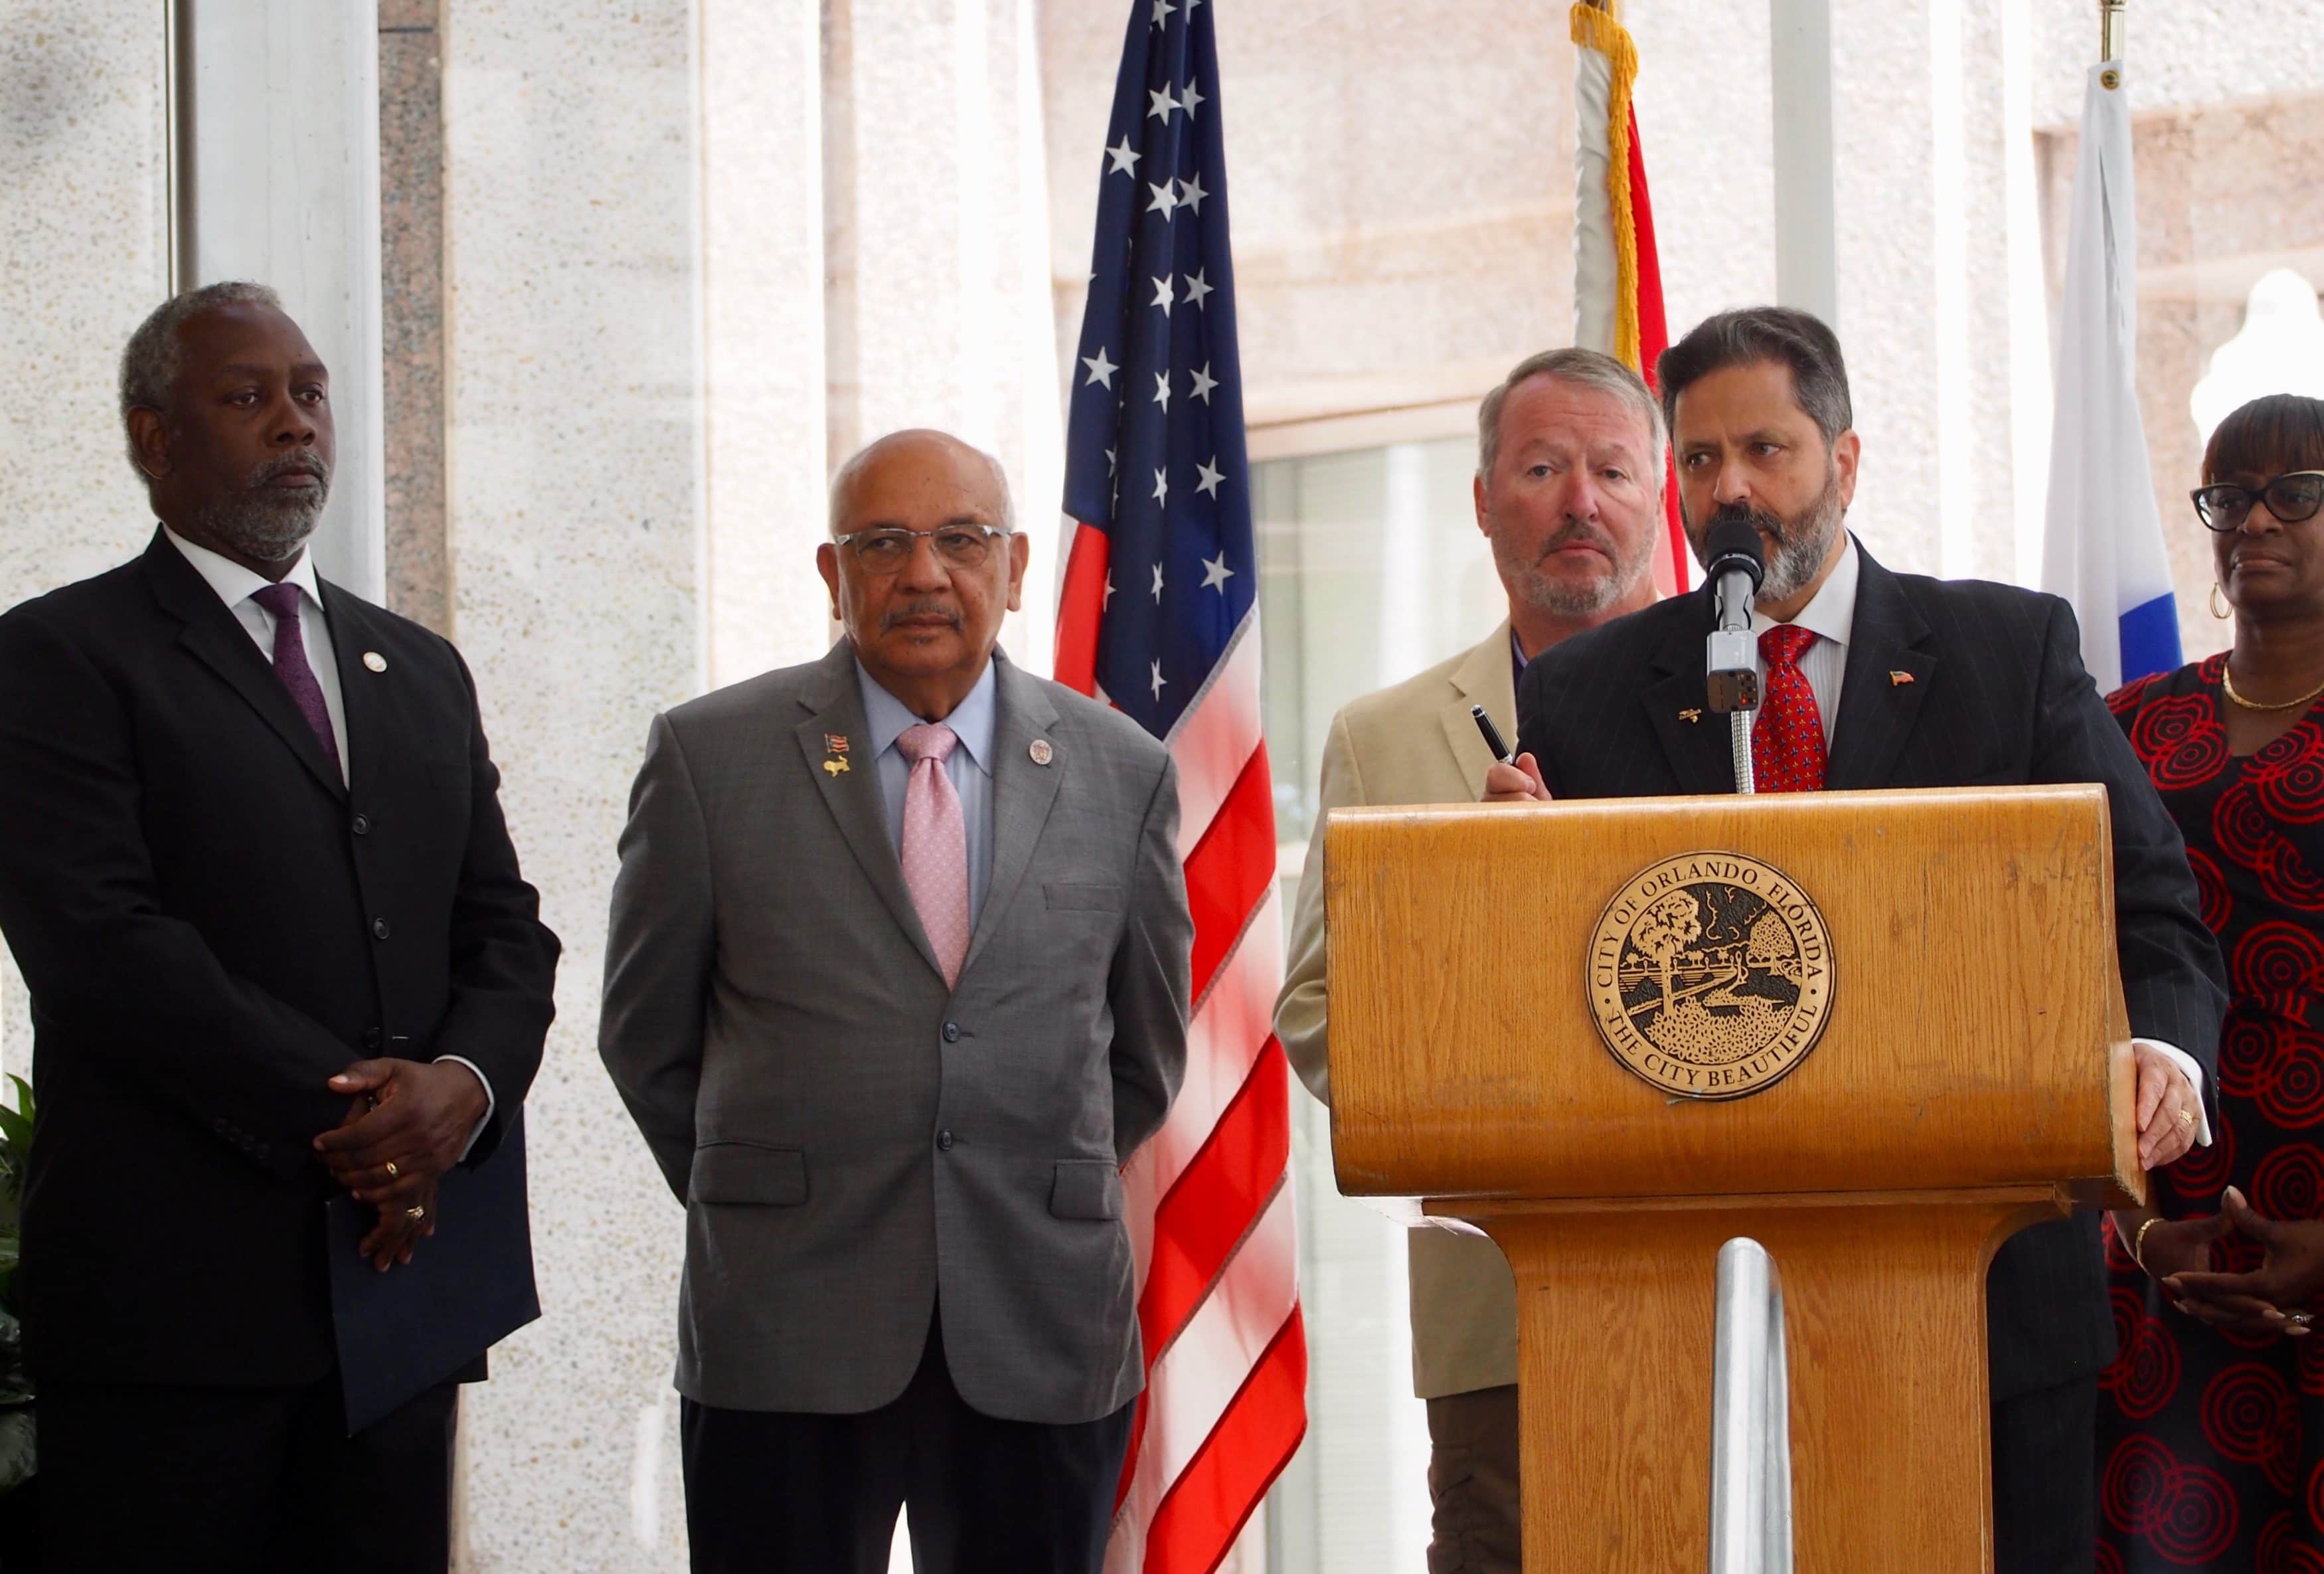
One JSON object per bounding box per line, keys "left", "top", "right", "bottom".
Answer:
{"left": 1889, "top": 671, "right": 1916, "bottom": 686}
{"left": 823, "top": 734, "right": 851, "bottom": 776}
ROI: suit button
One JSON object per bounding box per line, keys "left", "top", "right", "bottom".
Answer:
{"left": 372, "top": 918, "right": 390, "bottom": 940}
{"left": 937, "top": 1130, "right": 954, "bottom": 1151}
{"left": 942, "top": 1022, "right": 960, "bottom": 1043}
{"left": 363, "top": 1027, "right": 383, "bottom": 1049}
{"left": 352, "top": 814, "right": 371, "bottom": 835}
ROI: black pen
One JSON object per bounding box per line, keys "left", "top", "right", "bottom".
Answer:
{"left": 1470, "top": 704, "right": 1515, "bottom": 765}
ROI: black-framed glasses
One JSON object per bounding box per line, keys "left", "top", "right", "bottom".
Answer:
{"left": 835, "top": 523, "right": 1013, "bottom": 574}
{"left": 2191, "top": 470, "right": 2324, "bottom": 532}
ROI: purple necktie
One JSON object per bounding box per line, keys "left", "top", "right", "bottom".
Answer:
{"left": 896, "top": 723, "right": 971, "bottom": 987}
{"left": 251, "top": 582, "right": 342, "bottom": 777}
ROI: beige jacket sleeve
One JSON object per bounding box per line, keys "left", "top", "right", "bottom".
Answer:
{"left": 1274, "top": 709, "right": 1365, "bottom": 1105}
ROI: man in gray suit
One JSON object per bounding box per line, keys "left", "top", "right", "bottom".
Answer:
{"left": 600, "top": 428, "right": 1192, "bottom": 1574}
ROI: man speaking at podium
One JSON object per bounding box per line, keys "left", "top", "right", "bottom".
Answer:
{"left": 1486, "top": 307, "right": 2227, "bottom": 1574}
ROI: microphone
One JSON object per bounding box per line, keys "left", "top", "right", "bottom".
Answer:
{"left": 1702, "top": 517, "right": 1765, "bottom": 714}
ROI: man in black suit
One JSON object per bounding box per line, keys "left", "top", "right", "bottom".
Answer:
{"left": 0, "top": 282, "right": 559, "bottom": 1572}
{"left": 1485, "top": 307, "right": 2227, "bottom": 1574}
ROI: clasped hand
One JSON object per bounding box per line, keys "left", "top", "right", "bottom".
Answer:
{"left": 2145, "top": 1187, "right": 2324, "bottom": 1340}
{"left": 313, "top": 1058, "right": 487, "bottom": 1272}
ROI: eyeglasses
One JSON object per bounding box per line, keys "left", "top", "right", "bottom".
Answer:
{"left": 835, "top": 523, "right": 1013, "bottom": 574}
{"left": 2191, "top": 470, "right": 2324, "bottom": 532}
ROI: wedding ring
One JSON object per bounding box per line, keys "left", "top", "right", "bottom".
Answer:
{"left": 405, "top": 1205, "right": 427, "bottom": 1221}
{"left": 2288, "top": 1312, "right": 2313, "bottom": 1329}
{"left": 384, "top": 1160, "right": 400, "bottom": 1178}
{"left": 2178, "top": 1110, "right": 2195, "bottom": 1126}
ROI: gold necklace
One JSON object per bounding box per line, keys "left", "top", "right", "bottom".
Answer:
{"left": 2221, "top": 660, "right": 2324, "bottom": 713}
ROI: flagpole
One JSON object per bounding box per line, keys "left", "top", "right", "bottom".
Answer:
{"left": 2100, "top": 0, "right": 2125, "bottom": 64}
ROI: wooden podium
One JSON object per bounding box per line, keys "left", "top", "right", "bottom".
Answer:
{"left": 1323, "top": 786, "right": 2143, "bottom": 1573}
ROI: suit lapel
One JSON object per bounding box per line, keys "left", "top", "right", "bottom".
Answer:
{"left": 793, "top": 643, "right": 946, "bottom": 982}
{"left": 1641, "top": 590, "right": 1736, "bottom": 795}
{"left": 142, "top": 533, "right": 347, "bottom": 800}
{"left": 1825, "top": 549, "right": 1938, "bottom": 790}
{"left": 1435, "top": 622, "right": 1517, "bottom": 798}
{"left": 961, "top": 654, "right": 1063, "bottom": 979}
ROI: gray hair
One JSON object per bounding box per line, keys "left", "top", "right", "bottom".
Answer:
{"left": 827, "top": 430, "right": 1017, "bottom": 537}
{"left": 118, "top": 281, "right": 285, "bottom": 478}
{"left": 1656, "top": 306, "right": 1853, "bottom": 446}
{"left": 1476, "top": 347, "right": 1667, "bottom": 483}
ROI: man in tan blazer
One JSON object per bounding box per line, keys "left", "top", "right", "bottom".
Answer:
{"left": 1274, "top": 347, "right": 1669, "bottom": 1574}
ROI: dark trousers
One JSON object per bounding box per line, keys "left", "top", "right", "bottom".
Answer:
{"left": 681, "top": 1314, "right": 1135, "bottom": 1574}
{"left": 38, "top": 1375, "right": 458, "bottom": 1574}
{"left": 1424, "top": 1384, "right": 1520, "bottom": 1574}
{"left": 1420, "top": 1374, "right": 2096, "bottom": 1574}
{"left": 1993, "top": 1375, "right": 2098, "bottom": 1574}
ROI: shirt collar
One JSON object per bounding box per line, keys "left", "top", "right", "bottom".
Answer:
{"left": 1750, "top": 532, "right": 1859, "bottom": 650}
{"left": 855, "top": 655, "right": 999, "bottom": 776}
{"left": 163, "top": 526, "right": 325, "bottom": 618}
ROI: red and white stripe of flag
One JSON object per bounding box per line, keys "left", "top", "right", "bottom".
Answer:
{"left": 1056, "top": 523, "right": 1307, "bottom": 1574}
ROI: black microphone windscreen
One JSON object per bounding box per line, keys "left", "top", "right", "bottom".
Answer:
{"left": 1702, "top": 517, "right": 1766, "bottom": 588}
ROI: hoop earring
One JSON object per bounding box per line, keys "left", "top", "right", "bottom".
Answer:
{"left": 2210, "top": 581, "right": 2231, "bottom": 620}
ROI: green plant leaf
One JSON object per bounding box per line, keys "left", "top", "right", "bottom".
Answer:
{"left": 0, "top": 1411, "right": 35, "bottom": 1492}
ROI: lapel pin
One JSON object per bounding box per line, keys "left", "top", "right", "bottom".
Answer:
{"left": 362, "top": 651, "right": 387, "bottom": 673}
{"left": 823, "top": 756, "right": 850, "bottom": 776}
{"left": 825, "top": 733, "right": 851, "bottom": 755}
{"left": 1679, "top": 708, "right": 1703, "bottom": 725}
{"left": 1029, "top": 738, "right": 1054, "bottom": 766}
{"left": 1889, "top": 670, "right": 1915, "bottom": 686}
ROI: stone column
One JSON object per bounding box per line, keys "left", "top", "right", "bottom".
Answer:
{"left": 0, "top": 1, "right": 171, "bottom": 1077}
{"left": 825, "top": 0, "right": 1060, "bottom": 671}
{"left": 438, "top": 2, "right": 703, "bottom": 1566}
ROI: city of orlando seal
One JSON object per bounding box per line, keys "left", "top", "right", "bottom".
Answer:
{"left": 1586, "top": 851, "right": 1835, "bottom": 1100}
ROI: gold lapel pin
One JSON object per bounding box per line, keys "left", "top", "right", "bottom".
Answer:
{"left": 823, "top": 756, "right": 850, "bottom": 776}
{"left": 1679, "top": 708, "right": 1703, "bottom": 724}
{"left": 1889, "top": 670, "right": 1915, "bottom": 686}
{"left": 362, "top": 651, "right": 387, "bottom": 673}
{"left": 1029, "top": 739, "right": 1054, "bottom": 766}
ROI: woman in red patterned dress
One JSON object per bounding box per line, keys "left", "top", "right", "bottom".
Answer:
{"left": 2098, "top": 393, "right": 2324, "bottom": 1573}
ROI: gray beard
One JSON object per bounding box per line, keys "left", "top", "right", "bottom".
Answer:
{"left": 187, "top": 483, "right": 329, "bottom": 565}
{"left": 1691, "top": 468, "right": 1846, "bottom": 606}
{"left": 1492, "top": 521, "right": 1653, "bottom": 620}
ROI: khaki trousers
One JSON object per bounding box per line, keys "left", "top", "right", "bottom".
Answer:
{"left": 1424, "top": 1384, "right": 1521, "bottom": 1574}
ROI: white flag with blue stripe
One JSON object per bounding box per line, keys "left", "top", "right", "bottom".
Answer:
{"left": 2040, "top": 61, "right": 2180, "bottom": 694}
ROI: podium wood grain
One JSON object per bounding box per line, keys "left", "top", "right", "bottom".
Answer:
{"left": 1323, "top": 787, "right": 2143, "bottom": 1573}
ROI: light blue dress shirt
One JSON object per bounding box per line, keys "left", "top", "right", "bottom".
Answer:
{"left": 856, "top": 658, "right": 998, "bottom": 926}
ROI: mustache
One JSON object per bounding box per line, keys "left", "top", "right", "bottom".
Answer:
{"left": 880, "top": 600, "right": 962, "bottom": 632}
{"left": 250, "top": 451, "right": 331, "bottom": 487}
{"left": 1539, "top": 519, "right": 1617, "bottom": 561}
{"left": 1706, "top": 499, "right": 1786, "bottom": 542}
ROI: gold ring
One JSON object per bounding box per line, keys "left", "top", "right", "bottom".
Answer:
{"left": 2178, "top": 1110, "right": 2195, "bottom": 1126}
{"left": 384, "top": 1160, "right": 400, "bottom": 1178}
{"left": 405, "top": 1205, "right": 427, "bottom": 1221}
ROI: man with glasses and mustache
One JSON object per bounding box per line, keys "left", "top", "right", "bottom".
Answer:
{"left": 0, "top": 283, "right": 558, "bottom": 1571}
{"left": 1274, "top": 347, "right": 1665, "bottom": 1573}
{"left": 1484, "top": 306, "right": 2228, "bottom": 1574}
{"left": 600, "top": 429, "right": 1191, "bottom": 1573}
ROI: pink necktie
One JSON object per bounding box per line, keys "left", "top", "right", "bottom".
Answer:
{"left": 896, "top": 723, "right": 971, "bottom": 987}
{"left": 1753, "top": 623, "right": 1828, "bottom": 793}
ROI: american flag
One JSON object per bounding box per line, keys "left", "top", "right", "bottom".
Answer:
{"left": 1053, "top": 1, "right": 1307, "bottom": 1569}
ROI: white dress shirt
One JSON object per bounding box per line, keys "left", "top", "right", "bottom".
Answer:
{"left": 1757, "top": 533, "right": 2208, "bottom": 1140}
{"left": 162, "top": 528, "right": 497, "bottom": 1140}
{"left": 857, "top": 657, "right": 999, "bottom": 927}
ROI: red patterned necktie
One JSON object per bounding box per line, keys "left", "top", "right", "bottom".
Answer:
{"left": 1752, "top": 623, "right": 1827, "bottom": 793}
